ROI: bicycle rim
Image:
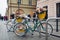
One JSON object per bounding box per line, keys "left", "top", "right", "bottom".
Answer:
{"left": 14, "top": 23, "right": 27, "bottom": 37}
{"left": 41, "top": 22, "right": 53, "bottom": 34}
{"left": 6, "top": 20, "right": 14, "bottom": 31}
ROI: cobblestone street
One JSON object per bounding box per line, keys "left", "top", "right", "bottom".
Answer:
{"left": 0, "top": 20, "right": 60, "bottom": 40}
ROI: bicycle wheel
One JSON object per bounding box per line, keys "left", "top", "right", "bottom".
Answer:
{"left": 6, "top": 20, "right": 14, "bottom": 31}
{"left": 38, "top": 22, "right": 53, "bottom": 35}
{"left": 14, "top": 23, "right": 27, "bottom": 37}
{"left": 42, "top": 22, "right": 53, "bottom": 34}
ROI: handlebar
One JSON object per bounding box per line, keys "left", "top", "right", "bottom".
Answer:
{"left": 16, "top": 15, "right": 38, "bottom": 20}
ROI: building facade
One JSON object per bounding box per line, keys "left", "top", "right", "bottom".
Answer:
{"left": 6, "top": 0, "right": 36, "bottom": 19}
{"left": 37, "top": 0, "right": 60, "bottom": 18}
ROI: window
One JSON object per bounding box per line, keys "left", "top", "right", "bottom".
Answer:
{"left": 29, "top": 0, "right": 32, "bottom": 5}
{"left": 56, "top": 3, "right": 60, "bottom": 17}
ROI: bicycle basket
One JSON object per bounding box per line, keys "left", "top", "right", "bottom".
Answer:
{"left": 37, "top": 12, "right": 46, "bottom": 20}
{"left": 16, "top": 18, "right": 23, "bottom": 23}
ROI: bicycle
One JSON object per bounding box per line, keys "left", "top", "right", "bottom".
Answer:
{"left": 14, "top": 17, "right": 53, "bottom": 37}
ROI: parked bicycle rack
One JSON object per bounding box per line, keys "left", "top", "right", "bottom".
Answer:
{"left": 45, "top": 17, "right": 60, "bottom": 40}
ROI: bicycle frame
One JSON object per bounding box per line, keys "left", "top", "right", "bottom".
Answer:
{"left": 22, "top": 18, "right": 45, "bottom": 33}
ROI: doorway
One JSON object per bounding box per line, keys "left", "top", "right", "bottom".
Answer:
{"left": 43, "top": 6, "right": 48, "bottom": 19}
{"left": 56, "top": 3, "right": 60, "bottom": 17}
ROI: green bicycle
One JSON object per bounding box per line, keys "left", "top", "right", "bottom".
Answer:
{"left": 14, "top": 17, "right": 53, "bottom": 37}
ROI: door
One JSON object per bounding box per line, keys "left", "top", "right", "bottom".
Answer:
{"left": 56, "top": 3, "right": 60, "bottom": 17}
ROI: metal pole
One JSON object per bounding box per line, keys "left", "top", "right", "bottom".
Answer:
{"left": 56, "top": 19, "right": 58, "bottom": 32}
{"left": 18, "top": 2, "right": 19, "bottom": 9}
{"left": 18, "top": 0, "right": 21, "bottom": 9}
{"left": 45, "top": 21, "right": 48, "bottom": 40}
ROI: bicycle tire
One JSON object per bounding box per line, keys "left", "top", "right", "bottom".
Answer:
{"left": 14, "top": 23, "right": 27, "bottom": 37}
{"left": 6, "top": 20, "right": 13, "bottom": 31}
{"left": 37, "top": 22, "right": 53, "bottom": 35}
